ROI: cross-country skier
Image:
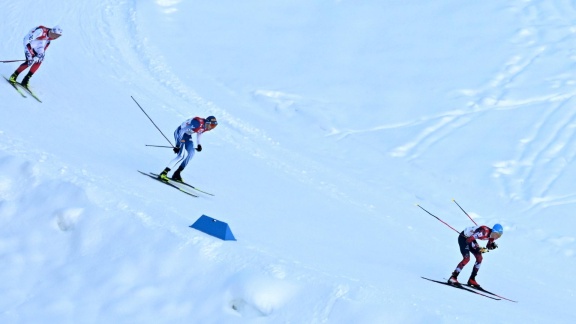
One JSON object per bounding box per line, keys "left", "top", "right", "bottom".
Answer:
{"left": 8, "top": 25, "right": 63, "bottom": 88}
{"left": 158, "top": 116, "right": 218, "bottom": 182}
{"left": 447, "top": 224, "right": 503, "bottom": 288}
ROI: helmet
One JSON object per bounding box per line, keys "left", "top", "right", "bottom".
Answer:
{"left": 491, "top": 224, "right": 503, "bottom": 239}
{"left": 205, "top": 116, "right": 218, "bottom": 128}
{"left": 51, "top": 25, "right": 63, "bottom": 35}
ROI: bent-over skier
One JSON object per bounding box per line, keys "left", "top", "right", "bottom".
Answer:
{"left": 448, "top": 224, "right": 503, "bottom": 288}
{"left": 9, "top": 25, "right": 63, "bottom": 88}
{"left": 159, "top": 116, "right": 218, "bottom": 182}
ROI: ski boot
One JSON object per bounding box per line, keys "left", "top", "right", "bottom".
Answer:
{"left": 171, "top": 166, "right": 184, "bottom": 183}
{"left": 21, "top": 75, "right": 31, "bottom": 89}
{"left": 467, "top": 278, "right": 481, "bottom": 289}
{"left": 158, "top": 167, "right": 170, "bottom": 182}
{"left": 8, "top": 72, "right": 18, "bottom": 83}
{"left": 447, "top": 271, "right": 460, "bottom": 286}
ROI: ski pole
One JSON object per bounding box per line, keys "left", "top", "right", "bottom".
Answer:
{"left": 145, "top": 144, "right": 172, "bottom": 148}
{"left": 131, "top": 96, "right": 175, "bottom": 148}
{"left": 1, "top": 59, "right": 26, "bottom": 63}
{"left": 452, "top": 199, "right": 477, "bottom": 226}
{"left": 416, "top": 204, "right": 460, "bottom": 234}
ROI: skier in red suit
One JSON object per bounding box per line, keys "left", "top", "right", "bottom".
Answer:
{"left": 448, "top": 224, "right": 503, "bottom": 288}
{"left": 9, "top": 25, "right": 62, "bottom": 88}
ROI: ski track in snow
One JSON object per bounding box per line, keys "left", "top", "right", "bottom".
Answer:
{"left": 75, "top": 0, "right": 392, "bottom": 317}
{"left": 108, "top": 0, "right": 377, "bottom": 213}
{"left": 76, "top": 0, "right": 347, "bottom": 204}
{"left": 489, "top": 0, "right": 576, "bottom": 210}
{"left": 336, "top": 0, "right": 576, "bottom": 213}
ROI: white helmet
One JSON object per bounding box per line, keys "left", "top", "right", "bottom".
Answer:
{"left": 51, "top": 25, "right": 63, "bottom": 35}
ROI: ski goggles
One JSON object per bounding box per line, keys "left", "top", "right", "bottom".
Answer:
{"left": 205, "top": 120, "right": 218, "bottom": 129}
{"left": 490, "top": 231, "right": 502, "bottom": 239}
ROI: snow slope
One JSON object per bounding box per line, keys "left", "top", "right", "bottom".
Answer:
{"left": 1, "top": 0, "right": 576, "bottom": 322}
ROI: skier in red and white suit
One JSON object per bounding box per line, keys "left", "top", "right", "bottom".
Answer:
{"left": 9, "top": 25, "right": 63, "bottom": 88}
{"left": 158, "top": 116, "right": 218, "bottom": 183}
{"left": 447, "top": 224, "right": 503, "bottom": 288}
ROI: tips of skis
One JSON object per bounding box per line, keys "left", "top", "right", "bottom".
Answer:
{"left": 4, "top": 75, "right": 42, "bottom": 102}
{"left": 465, "top": 283, "right": 518, "bottom": 303}
{"left": 15, "top": 82, "right": 42, "bottom": 102}
{"left": 4, "top": 76, "right": 26, "bottom": 98}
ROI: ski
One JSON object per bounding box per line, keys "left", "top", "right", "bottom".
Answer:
{"left": 14, "top": 82, "right": 42, "bottom": 102}
{"left": 150, "top": 172, "right": 214, "bottom": 196}
{"left": 138, "top": 170, "right": 198, "bottom": 197}
{"left": 465, "top": 284, "right": 518, "bottom": 303}
{"left": 4, "top": 76, "right": 27, "bottom": 98}
{"left": 421, "top": 277, "right": 501, "bottom": 300}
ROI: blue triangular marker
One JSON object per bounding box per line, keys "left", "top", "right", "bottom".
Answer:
{"left": 190, "top": 215, "right": 236, "bottom": 241}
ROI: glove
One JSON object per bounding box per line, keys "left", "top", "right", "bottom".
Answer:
{"left": 487, "top": 242, "right": 498, "bottom": 250}
{"left": 32, "top": 53, "right": 44, "bottom": 64}
{"left": 479, "top": 247, "right": 488, "bottom": 253}
{"left": 173, "top": 146, "right": 180, "bottom": 154}
{"left": 25, "top": 51, "right": 33, "bottom": 66}
{"left": 27, "top": 57, "right": 39, "bottom": 66}
{"left": 195, "top": 144, "right": 202, "bottom": 152}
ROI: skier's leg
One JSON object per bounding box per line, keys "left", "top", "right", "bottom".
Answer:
{"left": 165, "top": 150, "right": 186, "bottom": 170}
{"left": 453, "top": 253, "right": 470, "bottom": 276}
{"left": 162, "top": 133, "right": 191, "bottom": 177}
{"left": 173, "top": 126, "right": 181, "bottom": 146}
{"left": 449, "top": 233, "right": 470, "bottom": 284}
{"left": 159, "top": 152, "right": 185, "bottom": 181}
{"left": 179, "top": 139, "right": 195, "bottom": 169}
{"left": 456, "top": 234, "right": 471, "bottom": 271}
{"left": 9, "top": 62, "right": 29, "bottom": 82}
{"left": 21, "top": 62, "right": 42, "bottom": 87}
{"left": 172, "top": 139, "right": 195, "bottom": 181}
{"left": 467, "top": 251, "right": 483, "bottom": 287}
{"left": 10, "top": 49, "right": 35, "bottom": 82}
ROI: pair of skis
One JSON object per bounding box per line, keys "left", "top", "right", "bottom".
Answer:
{"left": 138, "top": 171, "right": 214, "bottom": 198}
{"left": 421, "top": 277, "right": 517, "bottom": 302}
{"left": 4, "top": 76, "right": 42, "bottom": 102}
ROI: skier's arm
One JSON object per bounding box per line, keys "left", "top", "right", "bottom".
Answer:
{"left": 196, "top": 131, "right": 203, "bottom": 147}
{"left": 487, "top": 238, "right": 498, "bottom": 250}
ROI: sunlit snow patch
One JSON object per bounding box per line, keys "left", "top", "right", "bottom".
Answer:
{"left": 226, "top": 271, "right": 298, "bottom": 318}
{"left": 156, "top": 0, "right": 180, "bottom": 14}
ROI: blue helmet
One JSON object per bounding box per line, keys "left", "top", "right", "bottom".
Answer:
{"left": 491, "top": 224, "right": 503, "bottom": 238}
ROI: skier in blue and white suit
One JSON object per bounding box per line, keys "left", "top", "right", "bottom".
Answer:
{"left": 159, "top": 116, "right": 218, "bottom": 182}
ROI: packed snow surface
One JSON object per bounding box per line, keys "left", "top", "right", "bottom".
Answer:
{"left": 1, "top": 0, "right": 576, "bottom": 322}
